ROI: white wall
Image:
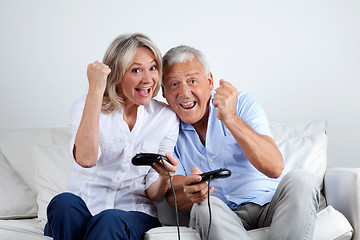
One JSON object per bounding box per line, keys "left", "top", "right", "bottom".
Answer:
{"left": 0, "top": 0, "right": 359, "bottom": 168}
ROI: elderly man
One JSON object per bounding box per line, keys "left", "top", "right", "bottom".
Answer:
{"left": 162, "top": 45, "right": 320, "bottom": 240}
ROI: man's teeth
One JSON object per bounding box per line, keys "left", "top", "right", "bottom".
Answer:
{"left": 182, "top": 102, "right": 193, "bottom": 106}
{"left": 180, "top": 101, "right": 195, "bottom": 109}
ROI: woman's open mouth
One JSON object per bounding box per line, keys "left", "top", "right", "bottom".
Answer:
{"left": 135, "top": 87, "right": 151, "bottom": 97}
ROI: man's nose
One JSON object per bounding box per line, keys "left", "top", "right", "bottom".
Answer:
{"left": 179, "top": 84, "right": 191, "bottom": 97}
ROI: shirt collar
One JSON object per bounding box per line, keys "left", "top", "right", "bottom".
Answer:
{"left": 143, "top": 100, "right": 155, "bottom": 114}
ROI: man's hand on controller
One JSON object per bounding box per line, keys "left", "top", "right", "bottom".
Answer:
{"left": 183, "top": 167, "right": 214, "bottom": 204}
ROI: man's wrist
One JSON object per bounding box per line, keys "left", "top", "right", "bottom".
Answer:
{"left": 222, "top": 113, "right": 240, "bottom": 128}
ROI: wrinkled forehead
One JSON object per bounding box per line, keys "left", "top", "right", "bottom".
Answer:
{"left": 163, "top": 58, "right": 206, "bottom": 82}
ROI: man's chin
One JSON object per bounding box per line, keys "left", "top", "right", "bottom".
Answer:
{"left": 177, "top": 115, "right": 199, "bottom": 125}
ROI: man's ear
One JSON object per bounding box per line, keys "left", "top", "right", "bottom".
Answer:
{"left": 208, "top": 72, "right": 214, "bottom": 90}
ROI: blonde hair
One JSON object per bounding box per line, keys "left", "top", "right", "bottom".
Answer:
{"left": 102, "top": 33, "right": 162, "bottom": 113}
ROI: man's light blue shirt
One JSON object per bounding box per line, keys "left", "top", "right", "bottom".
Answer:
{"left": 174, "top": 90, "right": 280, "bottom": 210}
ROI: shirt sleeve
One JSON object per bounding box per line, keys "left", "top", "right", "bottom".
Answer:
{"left": 145, "top": 168, "right": 159, "bottom": 190}
{"left": 236, "top": 92, "right": 273, "bottom": 139}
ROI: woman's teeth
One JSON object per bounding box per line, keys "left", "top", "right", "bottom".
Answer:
{"left": 136, "top": 87, "right": 151, "bottom": 96}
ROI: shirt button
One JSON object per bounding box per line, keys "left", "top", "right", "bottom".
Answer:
{"left": 210, "top": 158, "right": 214, "bottom": 163}
{"left": 226, "top": 195, "right": 230, "bottom": 199}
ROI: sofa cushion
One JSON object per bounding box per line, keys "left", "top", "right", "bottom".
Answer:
{"left": 270, "top": 120, "right": 327, "bottom": 141}
{"left": 145, "top": 206, "right": 352, "bottom": 240}
{"left": 0, "top": 149, "right": 38, "bottom": 219}
{"left": 0, "top": 128, "right": 71, "bottom": 194}
{"left": 248, "top": 206, "right": 353, "bottom": 240}
{"left": 271, "top": 120, "right": 327, "bottom": 188}
{"left": 32, "top": 144, "right": 73, "bottom": 230}
{"left": 0, "top": 218, "right": 51, "bottom": 240}
{"left": 144, "top": 226, "right": 200, "bottom": 240}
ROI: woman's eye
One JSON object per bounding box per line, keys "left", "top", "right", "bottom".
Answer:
{"left": 150, "top": 65, "right": 157, "bottom": 71}
{"left": 189, "top": 79, "right": 197, "bottom": 84}
{"left": 132, "top": 68, "right": 141, "bottom": 73}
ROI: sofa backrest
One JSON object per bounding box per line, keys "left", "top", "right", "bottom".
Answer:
{"left": 0, "top": 119, "right": 328, "bottom": 194}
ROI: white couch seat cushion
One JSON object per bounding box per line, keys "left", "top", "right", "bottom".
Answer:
{"left": 0, "top": 219, "right": 51, "bottom": 240}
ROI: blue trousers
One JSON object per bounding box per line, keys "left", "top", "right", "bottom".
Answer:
{"left": 44, "top": 192, "right": 161, "bottom": 240}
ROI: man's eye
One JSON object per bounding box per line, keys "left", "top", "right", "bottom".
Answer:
{"left": 132, "top": 68, "right": 141, "bottom": 73}
{"left": 170, "top": 82, "right": 179, "bottom": 87}
{"left": 189, "top": 79, "right": 197, "bottom": 84}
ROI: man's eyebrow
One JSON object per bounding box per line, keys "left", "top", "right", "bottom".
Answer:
{"left": 186, "top": 72, "right": 200, "bottom": 77}
{"left": 165, "top": 76, "right": 178, "bottom": 80}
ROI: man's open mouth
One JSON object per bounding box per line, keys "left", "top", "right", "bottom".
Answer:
{"left": 180, "top": 101, "right": 196, "bottom": 109}
{"left": 135, "top": 87, "right": 151, "bottom": 96}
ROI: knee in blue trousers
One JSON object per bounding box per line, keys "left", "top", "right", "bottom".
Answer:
{"left": 44, "top": 192, "right": 161, "bottom": 240}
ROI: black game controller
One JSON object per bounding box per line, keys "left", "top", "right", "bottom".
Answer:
{"left": 191, "top": 168, "right": 231, "bottom": 185}
{"left": 131, "top": 153, "right": 170, "bottom": 166}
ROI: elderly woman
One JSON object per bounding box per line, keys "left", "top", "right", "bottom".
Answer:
{"left": 44, "top": 33, "right": 179, "bottom": 240}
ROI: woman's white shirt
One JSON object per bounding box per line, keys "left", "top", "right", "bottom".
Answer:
{"left": 67, "top": 95, "right": 179, "bottom": 217}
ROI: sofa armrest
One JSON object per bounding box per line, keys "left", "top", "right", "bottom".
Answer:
{"left": 324, "top": 168, "right": 360, "bottom": 240}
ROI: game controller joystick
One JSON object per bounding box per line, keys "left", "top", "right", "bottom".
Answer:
{"left": 191, "top": 168, "right": 231, "bottom": 185}
{"left": 131, "top": 153, "right": 170, "bottom": 166}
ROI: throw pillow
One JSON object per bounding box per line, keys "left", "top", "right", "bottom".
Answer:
{"left": 0, "top": 149, "right": 38, "bottom": 219}
{"left": 32, "top": 144, "right": 73, "bottom": 230}
{"left": 271, "top": 120, "right": 328, "bottom": 189}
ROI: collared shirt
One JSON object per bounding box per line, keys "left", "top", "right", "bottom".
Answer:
{"left": 67, "top": 95, "right": 179, "bottom": 217}
{"left": 174, "top": 90, "right": 279, "bottom": 210}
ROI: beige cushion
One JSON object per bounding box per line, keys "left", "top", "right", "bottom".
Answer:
{"left": 144, "top": 226, "right": 200, "bottom": 240}
{"left": 32, "top": 144, "right": 73, "bottom": 230}
{"left": 0, "top": 149, "right": 37, "bottom": 219}
{"left": 248, "top": 206, "right": 353, "bottom": 240}
{"left": 0, "top": 128, "right": 71, "bottom": 193}
{"left": 145, "top": 206, "right": 353, "bottom": 240}
{"left": 271, "top": 120, "right": 327, "bottom": 188}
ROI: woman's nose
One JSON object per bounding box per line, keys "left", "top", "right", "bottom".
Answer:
{"left": 142, "top": 69, "right": 158, "bottom": 84}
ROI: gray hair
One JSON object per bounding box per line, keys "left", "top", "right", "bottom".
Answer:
{"left": 102, "top": 33, "right": 162, "bottom": 113}
{"left": 162, "top": 45, "right": 210, "bottom": 77}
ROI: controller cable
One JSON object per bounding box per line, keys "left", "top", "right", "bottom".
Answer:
{"left": 160, "top": 159, "right": 181, "bottom": 240}
{"left": 206, "top": 176, "right": 212, "bottom": 240}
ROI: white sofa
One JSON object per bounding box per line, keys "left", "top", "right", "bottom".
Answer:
{"left": 0, "top": 120, "right": 358, "bottom": 240}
